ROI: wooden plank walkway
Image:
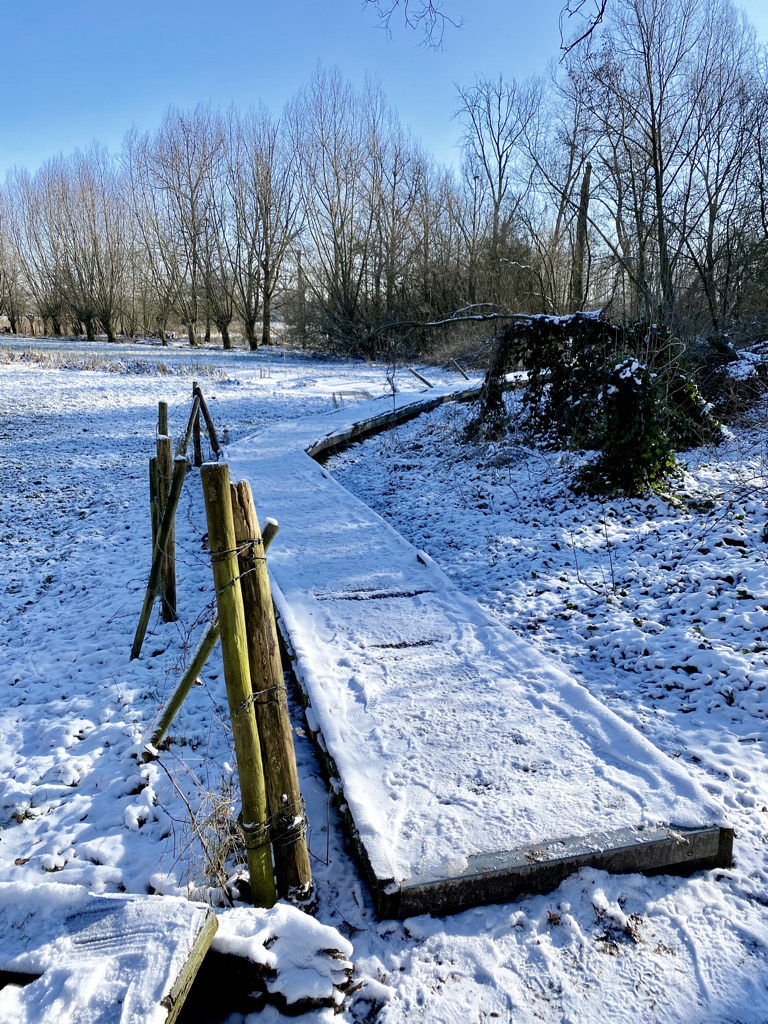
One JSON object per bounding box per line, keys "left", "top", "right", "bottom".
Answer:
{"left": 226, "top": 384, "right": 732, "bottom": 918}
{"left": 0, "top": 881, "right": 216, "bottom": 1023}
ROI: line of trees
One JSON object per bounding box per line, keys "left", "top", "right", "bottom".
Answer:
{"left": 1, "top": 0, "right": 766, "bottom": 358}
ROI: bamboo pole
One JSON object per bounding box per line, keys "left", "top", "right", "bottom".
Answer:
{"left": 179, "top": 395, "right": 201, "bottom": 458}
{"left": 192, "top": 381, "right": 203, "bottom": 467}
{"left": 201, "top": 463, "right": 276, "bottom": 908}
{"left": 149, "top": 457, "right": 160, "bottom": 556}
{"left": 193, "top": 385, "right": 222, "bottom": 459}
{"left": 156, "top": 434, "right": 176, "bottom": 622}
{"left": 131, "top": 456, "right": 188, "bottom": 661}
{"left": 143, "top": 618, "right": 221, "bottom": 760}
{"left": 230, "top": 481, "right": 311, "bottom": 900}
{"left": 408, "top": 367, "right": 434, "bottom": 388}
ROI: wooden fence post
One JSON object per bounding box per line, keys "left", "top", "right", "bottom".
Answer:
{"left": 131, "top": 456, "right": 188, "bottom": 661}
{"left": 408, "top": 367, "right": 434, "bottom": 388}
{"left": 201, "top": 463, "right": 276, "bottom": 908}
{"left": 192, "top": 381, "right": 203, "bottom": 468}
{"left": 156, "top": 431, "right": 177, "bottom": 622}
{"left": 231, "top": 481, "right": 312, "bottom": 901}
{"left": 451, "top": 358, "right": 470, "bottom": 380}
{"left": 140, "top": 521, "right": 281, "bottom": 762}
{"left": 261, "top": 518, "right": 279, "bottom": 553}
{"left": 158, "top": 400, "right": 169, "bottom": 438}
{"left": 193, "top": 385, "right": 222, "bottom": 459}
{"left": 180, "top": 395, "right": 201, "bottom": 459}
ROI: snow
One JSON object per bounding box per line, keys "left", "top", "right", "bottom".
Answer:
{"left": 213, "top": 904, "right": 353, "bottom": 1005}
{"left": 0, "top": 338, "right": 767, "bottom": 1022}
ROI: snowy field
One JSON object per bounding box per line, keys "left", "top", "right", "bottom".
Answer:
{"left": 0, "top": 340, "right": 767, "bottom": 1023}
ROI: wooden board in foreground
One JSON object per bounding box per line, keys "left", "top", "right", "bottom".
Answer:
{"left": 0, "top": 882, "right": 217, "bottom": 1024}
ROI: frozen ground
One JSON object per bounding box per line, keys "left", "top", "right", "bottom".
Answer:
{"left": 0, "top": 340, "right": 767, "bottom": 1023}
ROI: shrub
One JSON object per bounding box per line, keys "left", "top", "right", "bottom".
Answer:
{"left": 469, "top": 313, "right": 722, "bottom": 496}
{"left": 578, "top": 359, "right": 675, "bottom": 495}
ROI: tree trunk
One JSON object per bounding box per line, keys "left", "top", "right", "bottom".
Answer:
{"left": 570, "top": 162, "right": 592, "bottom": 312}
{"left": 245, "top": 318, "right": 259, "bottom": 351}
{"left": 218, "top": 321, "right": 232, "bottom": 350}
{"left": 261, "top": 292, "right": 272, "bottom": 347}
{"left": 187, "top": 322, "right": 198, "bottom": 347}
{"left": 104, "top": 319, "right": 118, "bottom": 343}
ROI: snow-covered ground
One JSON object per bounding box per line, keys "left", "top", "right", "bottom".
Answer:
{"left": 0, "top": 339, "right": 767, "bottom": 1023}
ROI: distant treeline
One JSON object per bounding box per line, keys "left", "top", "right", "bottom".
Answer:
{"left": 1, "top": 0, "right": 767, "bottom": 358}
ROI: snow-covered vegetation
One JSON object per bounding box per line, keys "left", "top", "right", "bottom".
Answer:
{"left": 1, "top": 341, "right": 767, "bottom": 1023}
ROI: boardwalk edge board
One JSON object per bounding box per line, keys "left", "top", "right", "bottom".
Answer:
{"left": 380, "top": 824, "right": 733, "bottom": 919}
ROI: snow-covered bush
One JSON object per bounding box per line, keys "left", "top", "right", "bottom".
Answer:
{"left": 469, "top": 314, "right": 721, "bottom": 495}
{"left": 578, "top": 358, "right": 674, "bottom": 495}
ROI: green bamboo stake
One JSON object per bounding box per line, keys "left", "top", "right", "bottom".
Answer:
{"left": 131, "top": 456, "right": 188, "bottom": 661}
{"left": 144, "top": 618, "right": 221, "bottom": 760}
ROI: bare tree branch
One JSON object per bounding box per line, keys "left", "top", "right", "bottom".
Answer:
{"left": 559, "top": 0, "right": 609, "bottom": 56}
{"left": 364, "top": 0, "right": 461, "bottom": 47}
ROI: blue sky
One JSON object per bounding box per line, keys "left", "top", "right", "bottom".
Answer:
{"left": 1, "top": 0, "right": 766, "bottom": 178}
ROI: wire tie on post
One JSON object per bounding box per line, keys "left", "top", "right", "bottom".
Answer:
{"left": 242, "top": 820, "right": 272, "bottom": 852}
{"left": 232, "top": 693, "right": 256, "bottom": 718}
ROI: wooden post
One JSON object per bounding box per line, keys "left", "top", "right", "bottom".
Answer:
{"left": 201, "top": 463, "right": 276, "bottom": 908}
{"left": 192, "top": 381, "right": 203, "bottom": 468}
{"left": 180, "top": 395, "right": 201, "bottom": 458}
{"left": 149, "top": 457, "right": 160, "bottom": 557}
{"left": 230, "top": 481, "right": 312, "bottom": 901}
{"left": 158, "top": 400, "right": 169, "bottom": 438}
{"left": 156, "top": 433, "right": 176, "bottom": 622}
{"left": 144, "top": 618, "right": 221, "bottom": 760}
{"left": 261, "top": 518, "right": 279, "bottom": 553}
{"left": 131, "top": 456, "right": 188, "bottom": 661}
{"left": 451, "top": 358, "right": 470, "bottom": 381}
{"left": 193, "top": 385, "right": 222, "bottom": 459}
{"left": 408, "top": 367, "right": 434, "bottom": 388}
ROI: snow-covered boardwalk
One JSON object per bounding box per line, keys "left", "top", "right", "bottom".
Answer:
{"left": 226, "top": 385, "right": 732, "bottom": 917}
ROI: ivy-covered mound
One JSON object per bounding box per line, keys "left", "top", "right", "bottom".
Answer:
{"left": 468, "top": 312, "right": 720, "bottom": 496}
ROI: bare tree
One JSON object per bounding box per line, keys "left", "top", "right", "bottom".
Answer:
{"left": 3, "top": 167, "right": 68, "bottom": 335}
{"left": 456, "top": 74, "right": 536, "bottom": 305}
{"left": 289, "top": 67, "right": 378, "bottom": 351}
{"left": 125, "top": 105, "right": 224, "bottom": 346}
{"left": 366, "top": 0, "right": 607, "bottom": 53}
